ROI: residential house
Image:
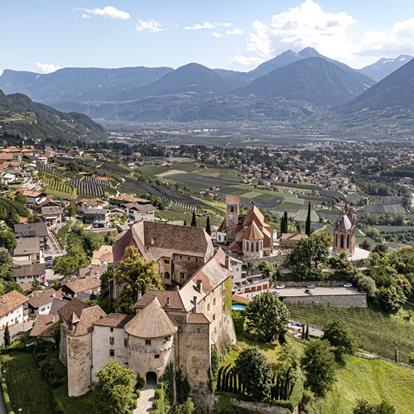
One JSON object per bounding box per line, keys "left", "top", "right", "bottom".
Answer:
{"left": 82, "top": 208, "right": 109, "bottom": 228}
{"left": 40, "top": 205, "right": 64, "bottom": 226}
{"left": 61, "top": 278, "right": 101, "bottom": 300}
{"left": 13, "top": 263, "right": 46, "bottom": 285}
{"left": 14, "top": 222, "right": 48, "bottom": 251}
{"left": 126, "top": 203, "right": 157, "bottom": 223}
{"left": 0, "top": 290, "right": 28, "bottom": 330}
{"left": 27, "top": 288, "right": 62, "bottom": 316}
{"left": 12, "top": 237, "right": 41, "bottom": 265}
{"left": 20, "top": 190, "right": 47, "bottom": 206}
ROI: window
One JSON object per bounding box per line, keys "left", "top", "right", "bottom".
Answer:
{"left": 213, "top": 314, "right": 216, "bottom": 321}
{"left": 207, "top": 304, "right": 210, "bottom": 312}
{"left": 124, "top": 338, "right": 129, "bottom": 347}
{"left": 154, "top": 354, "right": 160, "bottom": 359}
{"left": 180, "top": 272, "right": 185, "bottom": 279}
{"left": 164, "top": 259, "right": 170, "bottom": 264}
{"left": 195, "top": 369, "right": 199, "bottom": 375}
{"left": 196, "top": 327, "right": 202, "bottom": 334}
{"left": 109, "top": 349, "right": 115, "bottom": 357}
{"left": 109, "top": 336, "right": 114, "bottom": 345}
{"left": 213, "top": 298, "right": 216, "bottom": 306}
{"left": 110, "top": 327, "right": 114, "bottom": 332}
{"left": 164, "top": 272, "right": 170, "bottom": 279}
{"left": 145, "top": 339, "right": 151, "bottom": 346}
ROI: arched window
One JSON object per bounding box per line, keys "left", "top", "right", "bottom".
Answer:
{"left": 340, "top": 234, "right": 344, "bottom": 249}
{"left": 347, "top": 234, "right": 350, "bottom": 249}
{"left": 164, "top": 272, "right": 170, "bottom": 279}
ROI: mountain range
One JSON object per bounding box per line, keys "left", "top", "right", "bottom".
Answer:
{"left": 0, "top": 48, "right": 413, "bottom": 126}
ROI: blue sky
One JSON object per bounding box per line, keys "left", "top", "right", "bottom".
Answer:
{"left": 3, "top": 0, "right": 414, "bottom": 73}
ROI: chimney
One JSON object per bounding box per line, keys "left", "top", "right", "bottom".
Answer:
{"left": 196, "top": 279, "right": 203, "bottom": 293}
{"left": 225, "top": 254, "right": 231, "bottom": 269}
{"left": 193, "top": 296, "right": 198, "bottom": 313}
{"left": 166, "top": 297, "right": 171, "bottom": 307}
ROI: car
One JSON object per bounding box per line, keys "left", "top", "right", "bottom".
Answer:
{"left": 273, "top": 291, "right": 280, "bottom": 295}
{"left": 344, "top": 283, "right": 353, "bottom": 288}
{"left": 45, "top": 256, "right": 53, "bottom": 262}
{"left": 276, "top": 284, "right": 286, "bottom": 289}
{"left": 306, "top": 284, "right": 315, "bottom": 289}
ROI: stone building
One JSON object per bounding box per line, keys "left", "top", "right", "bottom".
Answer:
{"left": 60, "top": 228, "right": 236, "bottom": 401}
{"left": 111, "top": 221, "right": 214, "bottom": 292}
{"left": 217, "top": 196, "right": 275, "bottom": 258}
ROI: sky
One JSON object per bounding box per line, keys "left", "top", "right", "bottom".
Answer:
{"left": 3, "top": 0, "right": 414, "bottom": 74}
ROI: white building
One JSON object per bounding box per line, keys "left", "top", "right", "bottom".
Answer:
{"left": 0, "top": 290, "right": 28, "bottom": 330}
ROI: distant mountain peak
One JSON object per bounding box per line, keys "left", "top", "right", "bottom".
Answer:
{"left": 359, "top": 55, "right": 413, "bottom": 81}
{"left": 298, "top": 47, "right": 321, "bottom": 58}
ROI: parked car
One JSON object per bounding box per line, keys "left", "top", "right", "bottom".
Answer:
{"left": 344, "top": 283, "right": 353, "bottom": 288}
{"left": 306, "top": 284, "right": 315, "bottom": 289}
{"left": 276, "top": 284, "right": 286, "bottom": 289}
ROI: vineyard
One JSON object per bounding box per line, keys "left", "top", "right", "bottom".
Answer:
{"left": 69, "top": 176, "right": 117, "bottom": 198}
{"left": 38, "top": 171, "right": 77, "bottom": 200}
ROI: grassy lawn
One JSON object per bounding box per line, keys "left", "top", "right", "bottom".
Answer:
{"left": 2, "top": 352, "right": 55, "bottom": 414}
{"left": 308, "top": 356, "right": 414, "bottom": 414}
{"left": 2, "top": 352, "right": 97, "bottom": 414}
{"left": 287, "top": 304, "right": 414, "bottom": 363}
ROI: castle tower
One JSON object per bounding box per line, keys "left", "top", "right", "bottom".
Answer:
{"left": 225, "top": 195, "right": 240, "bottom": 242}
{"left": 333, "top": 212, "right": 355, "bottom": 255}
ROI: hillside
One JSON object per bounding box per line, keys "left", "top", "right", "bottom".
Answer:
{"left": 0, "top": 66, "right": 172, "bottom": 105}
{"left": 359, "top": 55, "right": 413, "bottom": 81}
{"left": 236, "top": 57, "right": 375, "bottom": 108}
{"left": 344, "top": 58, "right": 414, "bottom": 112}
{"left": 116, "top": 63, "right": 231, "bottom": 100}
{"left": 0, "top": 89, "right": 105, "bottom": 142}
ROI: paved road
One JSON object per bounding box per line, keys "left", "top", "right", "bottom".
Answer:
{"left": 134, "top": 385, "right": 155, "bottom": 413}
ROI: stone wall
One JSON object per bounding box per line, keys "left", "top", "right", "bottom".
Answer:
{"left": 282, "top": 293, "right": 367, "bottom": 308}
{"left": 67, "top": 333, "right": 92, "bottom": 397}
{"left": 91, "top": 325, "right": 129, "bottom": 384}
{"left": 214, "top": 397, "right": 296, "bottom": 414}
{"left": 128, "top": 334, "right": 175, "bottom": 383}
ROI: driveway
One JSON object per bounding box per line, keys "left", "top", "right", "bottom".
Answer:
{"left": 134, "top": 385, "right": 156, "bottom": 413}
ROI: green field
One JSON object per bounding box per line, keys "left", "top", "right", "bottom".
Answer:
{"left": 2, "top": 352, "right": 97, "bottom": 414}
{"left": 287, "top": 304, "right": 414, "bottom": 363}
{"left": 308, "top": 356, "right": 414, "bottom": 414}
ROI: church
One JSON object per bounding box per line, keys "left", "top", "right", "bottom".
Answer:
{"left": 216, "top": 195, "right": 276, "bottom": 259}
{"left": 58, "top": 221, "right": 236, "bottom": 402}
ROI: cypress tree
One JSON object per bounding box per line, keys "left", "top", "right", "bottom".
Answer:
{"left": 205, "top": 215, "right": 211, "bottom": 235}
{"left": 4, "top": 323, "right": 10, "bottom": 347}
{"left": 305, "top": 202, "right": 311, "bottom": 236}
{"left": 191, "top": 211, "right": 197, "bottom": 227}
{"left": 282, "top": 211, "right": 288, "bottom": 234}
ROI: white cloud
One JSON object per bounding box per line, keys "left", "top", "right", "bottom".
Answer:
{"left": 212, "top": 32, "right": 223, "bottom": 38}
{"left": 358, "top": 17, "right": 414, "bottom": 57}
{"left": 35, "top": 62, "right": 62, "bottom": 74}
{"left": 219, "top": 22, "right": 233, "bottom": 28}
{"left": 0, "top": 69, "right": 3, "bottom": 76}
{"left": 136, "top": 19, "right": 165, "bottom": 32}
{"left": 80, "top": 6, "right": 130, "bottom": 20}
{"left": 239, "top": 0, "right": 357, "bottom": 64}
{"left": 230, "top": 55, "right": 263, "bottom": 67}
{"left": 226, "top": 28, "right": 243, "bottom": 36}
{"left": 184, "top": 22, "right": 215, "bottom": 30}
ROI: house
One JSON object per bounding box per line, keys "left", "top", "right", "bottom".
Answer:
{"left": 76, "top": 198, "right": 106, "bottom": 213}
{"left": 228, "top": 256, "right": 244, "bottom": 282}
{"left": 279, "top": 233, "right": 308, "bottom": 248}
{"left": 13, "top": 263, "right": 46, "bottom": 285}
{"left": 111, "top": 221, "right": 214, "bottom": 292}
{"left": 0, "top": 290, "right": 28, "bottom": 330}
{"left": 40, "top": 205, "right": 63, "bottom": 226}
{"left": 82, "top": 208, "right": 109, "bottom": 228}
{"left": 126, "top": 203, "right": 157, "bottom": 223}
{"left": 14, "top": 222, "right": 48, "bottom": 251}
{"left": 61, "top": 278, "right": 101, "bottom": 300}
{"left": 27, "top": 288, "right": 62, "bottom": 316}
{"left": 20, "top": 190, "right": 47, "bottom": 206}
{"left": 109, "top": 195, "right": 152, "bottom": 207}
{"left": 12, "top": 237, "right": 41, "bottom": 265}
{"left": 30, "top": 314, "right": 59, "bottom": 339}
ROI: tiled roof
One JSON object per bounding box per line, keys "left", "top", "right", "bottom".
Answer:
{"left": 113, "top": 221, "right": 212, "bottom": 265}
{"left": 335, "top": 214, "right": 353, "bottom": 231}
{"left": 241, "top": 221, "right": 263, "bottom": 241}
{"left": 13, "top": 237, "right": 40, "bottom": 256}
{"left": 136, "top": 290, "right": 185, "bottom": 311}
{"left": 30, "top": 315, "right": 58, "bottom": 337}
{"left": 179, "top": 248, "right": 231, "bottom": 311}
{"left": 243, "top": 205, "right": 265, "bottom": 227}
{"left": 14, "top": 222, "right": 48, "bottom": 238}
{"left": 93, "top": 313, "right": 133, "bottom": 328}
{"left": 13, "top": 263, "right": 45, "bottom": 278}
{"left": 58, "top": 298, "right": 88, "bottom": 322}
{"left": 125, "top": 298, "right": 177, "bottom": 339}
{"left": 63, "top": 277, "right": 101, "bottom": 294}
{"left": 225, "top": 195, "right": 240, "bottom": 204}
{"left": 72, "top": 305, "right": 107, "bottom": 336}
{"left": 187, "top": 313, "right": 210, "bottom": 324}
{"left": 28, "top": 289, "right": 57, "bottom": 308}
{"left": 0, "top": 290, "right": 28, "bottom": 317}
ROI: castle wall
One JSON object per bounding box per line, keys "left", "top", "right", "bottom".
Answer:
{"left": 197, "top": 280, "right": 236, "bottom": 351}
{"left": 282, "top": 293, "right": 367, "bottom": 308}
{"left": 91, "top": 325, "right": 129, "bottom": 384}
{"left": 128, "top": 335, "right": 175, "bottom": 383}
{"left": 171, "top": 254, "right": 205, "bottom": 286}
{"left": 67, "top": 333, "right": 92, "bottom": 397}
{"left": 178, "top": 320, "right": 211, "bottom": 388}
{"left": 59, "top": 325, "right": 68, "bottom": 366}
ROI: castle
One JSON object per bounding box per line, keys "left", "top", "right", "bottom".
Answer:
{"left": 59, "top": 221, "right": 236, "bottom": 401}
{"left": 216, "top": 195, "right": 275, "bottom": 259}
